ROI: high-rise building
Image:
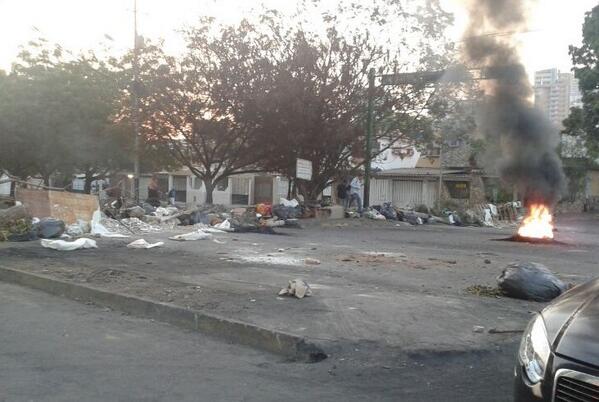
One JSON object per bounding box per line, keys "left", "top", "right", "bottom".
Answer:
{"left": 533, "top": 68, "right": 582, "bottom": 128}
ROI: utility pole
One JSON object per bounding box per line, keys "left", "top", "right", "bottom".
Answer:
{"left": 438, "top": 139, "right": 444, "bottom": 207}
{"left": 132, "top": 0, "right": 141, "bottom": 204}
{"left": 363, "top": 68, "right": 375, "bottom": 208}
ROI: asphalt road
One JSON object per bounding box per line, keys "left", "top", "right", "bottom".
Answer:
{"left": 0, "top": 282, "right": 519, "bottom": 402}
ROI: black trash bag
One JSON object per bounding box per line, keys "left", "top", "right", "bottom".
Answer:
{"left": 379, "top": 203, "right": 398, "bottom": 220}
{"left": 404, "top": 212, "right": 423, "bottom": 225}
{"left": 497, "top": 262, "right": 567, "bottom": 302}
{"left": 35, "top": 218, "right": 65, "bottom": 239}
{"left": 272, "top": 205, "right": 300, "bottom": 220}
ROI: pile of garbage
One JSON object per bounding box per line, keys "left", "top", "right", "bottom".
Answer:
{"left": 360, "top": 203, "right": 435, "bottom": 226}
{"left": 360, "top": 202, "right": 512, "bottom": 227}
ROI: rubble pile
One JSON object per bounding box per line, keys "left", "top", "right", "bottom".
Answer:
{"left": 358, "top": 201, "right": 521, "bottom": 228}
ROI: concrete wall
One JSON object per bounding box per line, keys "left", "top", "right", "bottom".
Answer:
{"left": 16, "top": 188, "right": 99, "bottom": 224}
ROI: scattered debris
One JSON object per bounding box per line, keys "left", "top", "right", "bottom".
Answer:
{"left": 66, "top": 219, "right": 91, "bottom": 237}
{"left": 126, "top": 239, "right": 164, "bottom": 249}
{"left": 305, "top": 258, "right": 321, "bottom": 265}
{"left": 0, "top": 204, "right": 30, "bottom": 228}
{"left": 337, "top": 252, "right": 407, "bottom": 265}
{"left": 497, "top": 262, "right": 567, "bottom": 302}
{"left": 472, "top": 326, "right": 485, "bottom": 333}
{"left": 0, "top": 205, "right": 34, "bottom": 241}
{"left": 364, "top": 209, "right": 386, "bottom": 220}
{"left": 41, "top": 237, "right": 98, "bottom": 251}
{"left": 278, "top": 279, "right": 313, "bottom": 299}
{"left": 91, "top": 211, "right": 130, "bottom": 238}
{"left": 488, "top": 328, "right": 525, "bottom": 334}
{"left": 465, "top": 285, "right": 503, "bottom": 298}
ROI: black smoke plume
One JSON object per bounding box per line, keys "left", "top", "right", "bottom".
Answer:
{"left": 462, "top": 0, "right": 565, "bottom": 206}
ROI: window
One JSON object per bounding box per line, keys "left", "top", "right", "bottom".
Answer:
{"left": 193, "top": 177, "right": 202, "bottom": 190}
{"left": 391, "top": 147, "right": 414, "bottom": 158}
{"left": 446, "top": 139, "right": 463, "bottom": 148}
{"left": 423, "top": 146, "right": 441, "bottom": 157}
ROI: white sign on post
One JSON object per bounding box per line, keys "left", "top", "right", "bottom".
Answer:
{"left": 296, "top": 159, "right": 312, "bottom": 181}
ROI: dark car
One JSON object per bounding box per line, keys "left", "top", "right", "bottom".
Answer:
{"left": 514, "top": 277, "right": 599, "bottom": 401}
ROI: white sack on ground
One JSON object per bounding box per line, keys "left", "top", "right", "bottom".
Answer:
{"left": 169, "top": 231, "right": 212, "bottom": 241}
{"left": 126, "top": 239, "right": 164, "bottom": 249}
{"left": 41, "top": 238, "right": 98, "bottom": 251}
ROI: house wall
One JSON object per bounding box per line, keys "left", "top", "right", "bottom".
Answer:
{"left": 372, "top": 140, "right": 420, "bottom": 170}
{"left": 0, "top": 174, "right": 11, "bottom": 196}
{"left": 186, "top": 176, "right": 232, "bottom": 205}
{"left": 588, "top": 170, "right": 599, "bottom": 197}
{"left": 369, "top": 177, "right": 440, "bottom": 209}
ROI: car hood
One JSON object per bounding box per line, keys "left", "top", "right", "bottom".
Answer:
{"left": 542, "top": 277, "right": 599, "bottom": 366}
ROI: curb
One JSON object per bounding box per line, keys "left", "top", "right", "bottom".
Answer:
{"left": 0, "top": 266, "right": 327, "bottom": 362}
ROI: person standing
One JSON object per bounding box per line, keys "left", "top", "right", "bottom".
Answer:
{"left": 147, "top": 175, "right": 161, "bottom": 207}
{"left": 336, "top": 178, "right": 349, "bottom": 209}
{"left": 168, "top": 188, "right": 176, "bottom": 206}
{"left": 167, "top": 188, "right": 177, "bottom": 206}
{"left": 349, "top": 175, "right": 363, "bottom": 214}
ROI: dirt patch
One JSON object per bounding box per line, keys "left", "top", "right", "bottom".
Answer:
{"left": 465, "top": 285, "right": 503, "bottom": 298}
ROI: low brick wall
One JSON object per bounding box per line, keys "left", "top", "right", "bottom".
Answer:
{"left": 16, "top": 189, "right": 98, "bottom": 224}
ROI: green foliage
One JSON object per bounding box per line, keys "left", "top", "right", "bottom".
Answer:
{"left": 565, "top": 5, "right": 599, "bottom": 158}
{"left": 0, "top": 40, "right": 131, "bottom": 187}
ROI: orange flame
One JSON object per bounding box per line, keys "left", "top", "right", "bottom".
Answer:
{"left": 518, "top": 204, "right": 554, "bottom": 240}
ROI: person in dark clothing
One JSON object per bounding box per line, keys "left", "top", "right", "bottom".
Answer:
{"left": 147, "top": 175, "right": 161, "bottom": 207}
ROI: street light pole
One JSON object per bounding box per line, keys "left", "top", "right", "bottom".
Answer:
{"left": 363, "top": 68, "right": 375, "bottom": 208}
{"left": 132, "top": 0, "right": 141, "bottom": 204}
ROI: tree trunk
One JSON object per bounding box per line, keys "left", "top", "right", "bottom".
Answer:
{"left": 203, "top": 179, "right": 215, "bottom": 205}
{"left": 42, "top": 173, "right": 51, "bottom": 187}
{"left": 84, "top": 170, "right": 94, "bottom": 194}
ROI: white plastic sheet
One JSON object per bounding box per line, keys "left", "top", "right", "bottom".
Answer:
{"left": 41, "top": 238, "right": 98, "bottom": 251}
{"left": 126, "top": 239, "right": 164, "bottom": 249}
{"left": 169, "top": 231, "right": 212, "bottom": 241}
{"left": 214, "top": 219, "right": 234, "bottom": 232}
{"left": 91, "top": 210, "right": 129, "bottom": 238}
{"left": 280, "top": 198, "right": 299, "bottom": 208}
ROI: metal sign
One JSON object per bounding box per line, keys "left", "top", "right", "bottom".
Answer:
{"left": 296, "top": 159, "right": 312, "bottom": 181}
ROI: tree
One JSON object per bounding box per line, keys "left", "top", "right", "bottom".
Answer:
{"left": 564, "top": 5, "right": 599, "bottom": 158}
{"left": 0, "top": 40, "right": 132, "bottom": 190}
{"left": 132, "top": 0, "right": 455, "bottom": 203}
{"left": 252, "top": 1, "right": 455, "bottom": 200}
{"left": 134, "top": 21, "right": 276, "bottom": 204}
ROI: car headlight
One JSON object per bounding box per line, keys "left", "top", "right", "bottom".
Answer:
{"left": 519, "top": 314, "right": 551, "bottom": 384}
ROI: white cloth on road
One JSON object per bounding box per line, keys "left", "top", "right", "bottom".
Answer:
{"left": 41, "top": 238, "right": 98, "bottom": 251}
{"left": 126, "top": 239, "right": 164, "bottom": 249}
{"left": 169, "top": 231, "right": 212, "bottom": 241}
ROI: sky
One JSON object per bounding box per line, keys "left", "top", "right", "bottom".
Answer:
{"left": 0, "top": 0, "right": 596, "bottom": 81}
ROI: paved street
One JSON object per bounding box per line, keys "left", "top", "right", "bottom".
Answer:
{"left": 0, "top": 282, "right": 518, "bottom": 402}
{"left": 1, "top": 213, "right": 598, "bottom": 401}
